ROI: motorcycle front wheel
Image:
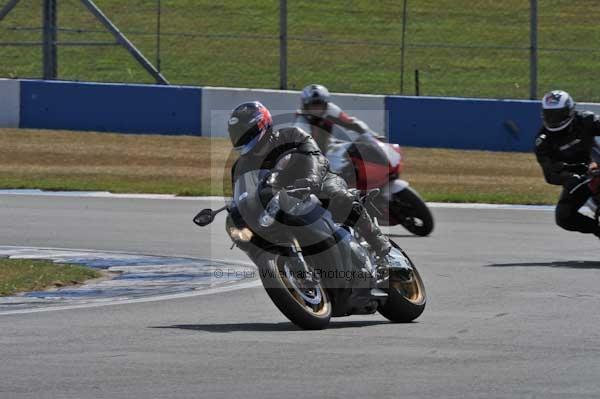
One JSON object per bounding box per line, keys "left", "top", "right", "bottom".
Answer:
{"left": 255, "top": 252, "right": 332, "bottom": 330}
{"left": 377, "top": 247, "right": 426, "bottom": 323}
{"left": 390, "top": 187, "right": 434, "bottom": 236}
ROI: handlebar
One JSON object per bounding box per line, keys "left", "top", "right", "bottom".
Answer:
{"left": 285, "top": 187, "right": 312, "bottom": 199}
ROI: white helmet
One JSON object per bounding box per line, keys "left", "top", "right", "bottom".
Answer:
{"left": 541, "top": 90, "right": 576, "bottom": 132}
{"left": 301, "top": 84, "right": 330, "bottom": 109}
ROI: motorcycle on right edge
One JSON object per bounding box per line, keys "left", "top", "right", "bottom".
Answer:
{"left": 582, "top": 138, "right": 600, "bottom": 224}
{"left": 327, "top": 131, "right": 435, "bottom": 237}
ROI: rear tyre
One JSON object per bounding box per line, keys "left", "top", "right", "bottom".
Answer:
{"left": 254, "top": 252, "right": 331, "bottom": 330}
{"left": 378, "top": 247, "right": 426, "bottom": 323}
{"left": 391, "top": 187, "right": 434, "bottom": 236}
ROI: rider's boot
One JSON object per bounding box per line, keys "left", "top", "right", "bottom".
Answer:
{"left": 352, "top": 205, "right": 392, "bottom": 258}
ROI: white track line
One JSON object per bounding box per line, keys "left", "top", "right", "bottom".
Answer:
{"left": 0, "top": 189, "right": 554, "bottom": 211}
{"left": 0, "top": 189, "right": 218, "bottom": 201}
{"left": 427, "top": 202, "right": 554, "bottom": 211}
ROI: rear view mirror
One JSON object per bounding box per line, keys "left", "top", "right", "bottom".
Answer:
{"left": 193, "top": 209, "right": 215, "bottom": 226}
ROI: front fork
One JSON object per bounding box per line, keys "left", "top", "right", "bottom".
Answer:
{"left": 286, "top": 238, "right": 319, "bottom": 286}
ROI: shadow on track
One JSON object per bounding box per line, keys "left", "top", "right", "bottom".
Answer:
{"left": 152, "top": 320, "right": 390, "bottom": 333}
{"left": 487, "top": 260, "right": 600, "bottom": 269}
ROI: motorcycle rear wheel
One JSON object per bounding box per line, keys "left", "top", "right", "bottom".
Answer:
{"left": 377, "top": 247, "right": 426, "bottom": 323}
{"left": 255, "top": 252, "right": 332, "bottom": 330}
{"left": 391, "top": 187, "right": 434, "bottom": 236}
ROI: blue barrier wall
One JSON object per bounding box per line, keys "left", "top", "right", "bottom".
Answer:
{"left": 386, "top": 96, "right": 542, "bottom": 152}
{"left": 11, "top": 79, "right": 551, "bottom": 151}
{"left": 20, "top": 80, "right": 202, "bottom": 135}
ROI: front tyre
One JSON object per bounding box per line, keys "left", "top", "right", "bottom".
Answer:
{"left": 391, "top": 187, "right": 434, "bottom": 236}
{"left": 378, "top": 247, "right": 426, "bottom": 323}
{"left": 254, "top": 252, "right": 332, "bottom": 330}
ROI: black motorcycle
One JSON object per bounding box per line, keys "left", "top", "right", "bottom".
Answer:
{"left": 194, "top": 169, "right": 426, "bottom": 330}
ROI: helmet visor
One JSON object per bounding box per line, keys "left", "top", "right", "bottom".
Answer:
{"left": 229, "top": 121, "right": 258, "bottom": 145}
{"left": 304, "top": 101, "right": 327, "bottom": 114}
{"left": 234, "top": 134, "right": 261, "bottom": 155}
{"left": 543, "top": 107, "right": 573, "bottom": 131}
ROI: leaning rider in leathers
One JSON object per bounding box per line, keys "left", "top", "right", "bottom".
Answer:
{"left": 535, "top": 90, "right": 600, "bottom": 237}
{"left": 227, "top": 101, "right": 392, "bottom": 261}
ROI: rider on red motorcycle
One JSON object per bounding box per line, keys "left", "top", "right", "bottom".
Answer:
{"left": 296, "top": 84, "right": 376, "bottom": 152}
{"left": 297, "top": 85, "right": 433, "bottom": 237}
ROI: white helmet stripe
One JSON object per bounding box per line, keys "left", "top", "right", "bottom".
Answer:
{"left": 542, "top": 90, "right": 572, "bottom": 109}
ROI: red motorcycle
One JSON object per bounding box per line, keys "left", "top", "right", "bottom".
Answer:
{"left": 326, "top": 131, "right": 434, "bottom": 236}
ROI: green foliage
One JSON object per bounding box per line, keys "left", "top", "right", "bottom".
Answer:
{"left": 1, "top": 1, "right": 600, "bottom": 99}
{"left": 0, "top": 258, "right": 100, "bottom": 296}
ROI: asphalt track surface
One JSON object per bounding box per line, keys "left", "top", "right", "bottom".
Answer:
{"left": 2, "top": 194, "right": 600, "bottom": 398}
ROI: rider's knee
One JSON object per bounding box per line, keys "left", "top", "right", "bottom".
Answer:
{"left": 555, "top": 204, "right": 577, "bottom": 231}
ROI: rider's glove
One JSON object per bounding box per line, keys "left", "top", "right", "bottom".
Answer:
{"left": 588, "top": 162, "right": 600, "bottom": 194}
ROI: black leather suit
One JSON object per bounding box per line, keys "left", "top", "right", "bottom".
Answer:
{"left": 535, "top": 111, "right": 600, "bottom": 235}
{"left": 231, "top": 126, "right": 390, "bottom": 255}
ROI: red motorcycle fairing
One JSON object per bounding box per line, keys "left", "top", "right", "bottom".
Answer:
{"left": 325, "top": 131, "right": 433, "bottom": 235}
{"left": 346, "top": 137, "right": 403, "bottom": 191}
{"left": 351, "top": 157, "right": 394, "bottom": 191}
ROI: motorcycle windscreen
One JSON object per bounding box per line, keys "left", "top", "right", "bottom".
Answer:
{"left": 232, "top": 169, "right": 270, "bottom": 204}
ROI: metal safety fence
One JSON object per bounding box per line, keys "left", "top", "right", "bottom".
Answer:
{"left": 1, "top": 0, "right": 600, "bottom": 101}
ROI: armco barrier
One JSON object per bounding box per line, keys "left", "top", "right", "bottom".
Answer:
{"left": 19, "top": 80, "right": 202, "bottom": 135}
{"left": 386, "top": 96, "right": 542, "bottom": 152}
{"left": 578, "top": 102, "right": 600, "bottom": 115}
{"left": 0, "top": 79, "right": 20, "bottom": 128}
{"left": 6, "top": 79, "right": 600, "bottom": 153}
{"left": 201, "top": 86, "right": 385, "bottom": 138}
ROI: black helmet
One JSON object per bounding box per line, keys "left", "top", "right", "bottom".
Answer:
{"left": 542, "top": 90, "right": 576, "bottom": 132}
{"left": 227, "top": 101, "right": 273, "bottom": 155}
{"left": 301, "top": 84, "right": 331, "bottom": 109}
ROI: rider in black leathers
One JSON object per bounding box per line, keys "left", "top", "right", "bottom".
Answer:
{"left": 228, "top": 101, "right": 391, "bottom": 257}
{"left": 535, "top": 90, "right": 600, "bottom": 236}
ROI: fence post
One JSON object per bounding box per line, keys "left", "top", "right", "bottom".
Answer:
{"left": 279, "top": 0, "right": 288, "bottom": 90}
{"left": 400, "top": 0, "right": 408, "bottom": 94}
{"left": 415, "top": 69, "right": 420, "bottom": 96}
{"left": 156, "top": 0, "right": 161, "bottom": 72}
{"left": 43, "top": 0, "right": 58, "bottom": 80}
{"left": 529, "top": 0, "right": 538, "bottom": 99}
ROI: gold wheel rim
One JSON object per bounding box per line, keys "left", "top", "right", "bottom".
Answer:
{"left": 389, "top": 268, "right": 425, "bottom": 304}
{"left": 276, "top": 256, "right": 331, "bottom": 317}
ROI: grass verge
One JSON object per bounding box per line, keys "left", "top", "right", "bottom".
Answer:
{"left": 0, "top": 128, "right": 561, "bottom": 205}
{"left": 0, "top": 258, "right": 101, "bottom": 296}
